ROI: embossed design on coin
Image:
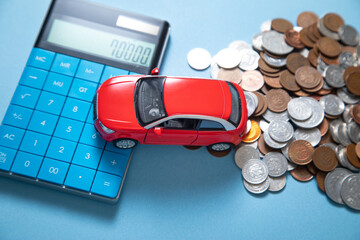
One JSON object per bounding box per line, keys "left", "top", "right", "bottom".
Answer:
{"left": 287, "top": 97, "right": 313, "bottom": 121}
{"left": 242, "top": 159, "right": 268, "bottom": 184}
{"left": 325, "top": 168, "right": 352, "bottom": 205}
{"left": 263, "top": 152, "right": 288, "bottom": 177}
{"left": 243, "top": 177, "right": 270, "bottom": 194}
{"left": 294, "top": 128, "right": 321, "bottom": 147}
{"left": 341, "top": 174, "right": 360, "bottom": 210}
{"left": 268, "top": 120, "right": 294, "bottom": 142}
{"left": 312, "top": 146, "right": 338, "bottom": 172}
{"left": 235, "top": 145, "right": 260, "bottom": 169}
{"left": 266, "top": 89, "right": 290, "bottom": 113}
{"left": 288, "top": 140, "right": 314, "bottom": 165}
{"left": 241, "top": 70, "right": 264, "bottom": 92}
{"left": 262, "top": 31, "right": 294, "bottom": 55}
{"left": 268, "top": 175, "right": 287, "bottom": 192}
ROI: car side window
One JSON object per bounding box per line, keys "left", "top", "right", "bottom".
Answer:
{"left": 198, "top": 120, "right": 225, "bottom": 131}
{"left": 158, "top": 118, "right": 198, "bottom": 130}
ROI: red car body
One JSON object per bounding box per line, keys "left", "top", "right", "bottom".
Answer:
{"left": 94, "top": 74, "right": 248, "bottom": 149}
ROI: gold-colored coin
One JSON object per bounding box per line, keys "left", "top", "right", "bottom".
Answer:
{"left": 242, "top": 120, "right": 261, "bottom": 143}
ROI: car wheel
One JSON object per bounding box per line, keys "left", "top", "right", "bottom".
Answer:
{"left": 113, "top": 139, "right": 137, "bottom": 149}
{"left": 209, "top": 143, "right": 232, "bottom": 152}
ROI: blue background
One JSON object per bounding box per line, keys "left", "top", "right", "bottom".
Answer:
{"left": 0, "top": 0, "right": 359, "bottom": 239}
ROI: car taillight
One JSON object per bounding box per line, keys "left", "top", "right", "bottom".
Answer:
{"left": 99, "top": 120, "right": 115, "bottom": 134}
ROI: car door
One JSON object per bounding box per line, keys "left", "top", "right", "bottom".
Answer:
{"left": 144, "top": 118, "right": 198, "bottom": 145}
{"left": 192, "top": 119, "right": 231, "bottom": 145}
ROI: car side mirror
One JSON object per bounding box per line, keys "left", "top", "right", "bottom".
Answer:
{"left": 154, "top": 126, "right": 162, "bottom": 136}
{"left": 151, "top": 67, "right": 159, "bottom": 75}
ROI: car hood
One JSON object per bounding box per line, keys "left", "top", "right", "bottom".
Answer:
{"left": 97, "top": 79, "right": 141, "bottom": 130}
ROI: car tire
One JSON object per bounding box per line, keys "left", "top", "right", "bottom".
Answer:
{"left": 209, "top": 142, "right": 233, "bottom": 152}
{"left": 113, "top": 138, "right": 138, "bottom": 149}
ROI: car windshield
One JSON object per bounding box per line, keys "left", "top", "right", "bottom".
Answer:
{"left": 135, "top": 77, "right": 167, "bottom": 126}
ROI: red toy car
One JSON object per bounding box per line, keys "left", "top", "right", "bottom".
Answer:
{"left": 94, "top": 71, "right": 248, "bottom": 151}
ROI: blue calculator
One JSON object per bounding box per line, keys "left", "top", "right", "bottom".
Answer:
{"left": 0, "top": 0, "right": 170, "bottom": 202}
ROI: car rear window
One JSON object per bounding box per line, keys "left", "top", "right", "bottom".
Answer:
{"left": 226, "top": 82, "right": 241, "bottom": 127}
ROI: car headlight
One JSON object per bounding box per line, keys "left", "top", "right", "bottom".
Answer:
{"left": 99, "top": 120, "right": 115, "bottom": 134}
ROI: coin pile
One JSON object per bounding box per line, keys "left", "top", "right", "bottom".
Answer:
{"left": 187, "top": 11, "right": 360, "bottom": 210}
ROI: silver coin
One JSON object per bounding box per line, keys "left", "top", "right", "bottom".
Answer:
{"left": 320, "top": 142, "right": 338, "bottom": 153}
{"left": 319, "top": 94, "right": 345, "bottom": 116}
{"left": 268, "top": 120, "right": 294, "bottom": 143}
{"left": 263, "top": 152, "right": 288, "bottom": 177}
{"left": 246, "top": 119, "right": 252, "bottom": 134}
{"left": 239, "top": 49, "right": 260, "bottom": 71}
{"left": 287, "top": 161, "right": 297, "bottom": 171}
{"left": 338, "top": 25, "right": 359, "bottom": 46}
{"left": 322, "top": 79, "right": 332, "bottom": 90}
{"left": 337, "top": 147, "right": 359, "bottom": 172}
{"left": 317, "top": 18, "right": 340, "bottom": 40}
{"left": 329, "top": 119, "right": 342, "bottom": 143}
{"left": 262, "top": 109, "right": 289, "bottom": 122}
{"left": 325, "top": 65, "right": 345, "bottom": 88}
{"left": 340, "top": 174, "right": 360, "bottom": 210}
{"left": 290, "top": 97, "right": 324, "bottom": 129}
{"left": 239, "top": 141, "right": 259, "bottom": 150}
{"left": 242, "top": 159, "right": 269, "bottom": 184}
{"left": 235, "top": 145, "right": 260, "bottom": 169}
{"left": 243, "top": 177, "right": 270, "bottom": 194}
{"left": 299, "top": 48, "right": 309, "bottom": 58}
{"left": 281, "top": 138, "right": 295, "bottom": 161}
{"left": 317, "top": 57, "right": 328, "bottom": 77}
{"left": 338, "top": 122, "right": 352, "bottom": 146}
{"left": 210, "top": 55, "right": 220, "bottom": 79}
{"left": 337, "top": 88, "right": 360, "bottom": 104}
{"left": 228, "top": 40, "right": 252, "bottom": 52}
{"left": 216, "top": 48, "right": 242, "bottom": 69}
{"left": 339, "top": 51, "right": 356, "bottom": 69}
{"left": 325, "top": 168, "right": 353, "bottom": 205}
{"left": 294, "top": 128, "right": 321, "bottom": 147}
{"left": 347, "top": 121, "right": 360, "bottom": 143}
{"left": 187, "top": 48, "right": 211, "bottom": 70}
{"left": 252, "top": 33, "right": 264, "bottom": 52}
{"left": 287, "top": 97, "right": 313, "bottom": 121}
{"left": 268, "top": 175, "right": 287, "bottom": 192}
{"left": 262, "top": 31, "right": 294, "bottom": 55}
{"left": 263, "top": 53, "right": 287, "bottom": 68}
{"left": 342, "top": 105, "right": 353, "bottom": 123}
{"left": 263, "top": 130, "right": 287, "bottom": 149}
{"left": 244, "top": 91, "right": 258, "bottom": 117}
{"left": 259, "top": 119, "right": 270, "bottom": 132}
{"left": 260, "top": 20, "right": 272, "bottom": 32}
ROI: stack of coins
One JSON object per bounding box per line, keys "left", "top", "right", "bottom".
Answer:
{"left": 187, "top": 11, "right": 360, "bottom": 210}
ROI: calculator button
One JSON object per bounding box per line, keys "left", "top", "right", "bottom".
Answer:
{"left": 0, "top": 146, "right": 17, "bottom": 171}
{"left": 2, "top": 105, "right": 33, "bottom": 129}
{"left": 0, "top": 125, "right": 25, "bottom": 149}
{"left": 64, "top": 165, "right": 95, "bottom": 191}
{"left": 72, "top": 143, "right": 102, "bottom": 169}
{"left": 91, "top": 171, "right": 122, "bottom": 198}
{"left": 75, "top": 60, "right": 104, "bottom": 83}
{"left": 46, "top": 137, "right": 77, "bottom": 163}
{"left": 105, "top": 142, "right": 132, "bottom": 157}
{"left": 51, "top": 53, "right": 80, "bottom": 76}
{"left": 11, "top": 151, "right": 43, "bottom": 178}
{"left": 27, "top": 111, "right": 59, "bottom": 135}
{"left": 19, "top": 131, "right": 51, "bottom": 156}
{"left": 11, "top": 85, "right": 40, "bottom": 109}
{"left": 86, "top": 104, "right": 95, "bottom": 123}
{"left": 68, "top": 78, "right": 97, "bottom": 102}
{"left": 54, "top": 117, "right": 84, "bottom": 142}
{"left": 100, "top": 66, "right": 129, "bottom": 84}
{"left": 19, "top": 66, "right": 48, "bottom": 89}
{"left": 43, "top": 72, "right": 73, "bottom": 96}
{"left": 61, "top": 98, "right": 91, "bottom": 122}
{"left": 35, "top": 91, "right": 65, "bottom": 115}
{"left": 37, "top": 158, "right": 69, "bottom": 185}
{"left": 98, "top": 151, "right": 128, "bottom": 177}
{"left": 26, "top": 48, "right": 55, "bottom": 70}
{"left": 79, "top": 123, "right": 106, "bottom": 149}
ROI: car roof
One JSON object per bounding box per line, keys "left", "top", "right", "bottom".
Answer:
{"left": 163, "top": 77, "right": 232, "bottom": 120}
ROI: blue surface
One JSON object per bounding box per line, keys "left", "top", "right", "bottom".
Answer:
{"left": 0, "top": 0, "right": 360, "bottom": 239}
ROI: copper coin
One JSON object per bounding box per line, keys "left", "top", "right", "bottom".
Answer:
{"left": 288, "top": 140, "right": 314, "bottom": 165}
{"left": 284, "top": 29, "right": 305, "bottom": 49}
{"left": 263, "top": 50, "right": 286, "bottom": 59}
{"left": 307, "top": 162, "right": 319, "bottom": 175}
{"left": 308, "top": 48, "right": 319, "bottom": 67}
{"left": 217, "top": 68, "right": 243, "bottom": 84}
{"left": 320, "top": 54, "right": 340, "bottom": 65}
{"left": 318, "top": 37, "right": 341, "bottom": 58}
{"left": 302, "top": 79, "right": 324, "bottom": 93}
{"left": 343, "top": 66, "right": 360, "bottom": 81}
{"left": 242, "top": 120, "right": 261, "bottom": 143}
{"left": 317, "top": 118, "right": 329, "bottom": 136}
{"left": 299, "top": 28, "right": 315, "bottom": 48}
{"left": 356, "top": 142, "right": 360, "bottom": 159}
{"left": 258, "top": 58, "right": 282, "bottom": 73}
{"left": 207, "top": 146, "right": 231, "bottom": 158}
{"left": 184, "top": 145, "right": 202, "bottom": 150}
{"left": 240, "top": 70, "right": 264, "bottom": 92}
{"left": 350, "top": 104, "right": 360, "bottom": 125}
{"left": 312, "top": 146, "right": 338, "bottom": 172}
{"left": 279, "top": 70, "right": 300, "bottom": 91}
{"left": 264, "top": 75, "right": 282, "bottom": 88}
{"left": 341, "top": 46, "right": 356, "bottom": 54}
{"left": 253, "top": 93, "right": 268, "bottom": 117}
{"left": 290, "top": 165, "right": 314, "bottom": 182}
{"left": 261, "top": 84, "right": 271, "bottom": 95}
{"left": 316, "top": 171, "right": 327, "bottom": 192}
{"left": 310, "top": 23, "right": 323, "bottom": 39}
{"left": 286, "top": 53, "right": 310, "bottom": 74}
{"left": 323, "top": 13, "right": 344, "bottom": 32}
{"left": 266, "top": 89, "right": 290, "bottom": 112}
{"left": 253, "top": 92, "right": 265, "bottom": 114}
{"left": 258, "top": 134, "right": 280, "bottom": 155}
{"left": 319, "top": 131, "right": 333, "bottom": 145}
{"left": 293, "top": 89, "right": 310, "bottom": 97}
{"left": 295, "top": 66, "right": 322, "bottom": 89}
{"left": 259, "top": 68, "right": 281, "bottom": 78}
{"left": 297, "top": 11, "right": 319, "bottom": 28}
{"left": 346, "top": 144, "right": 360, "bottom": 168}
{"left": 271, "top": 18, "right": 293, "bottom": 33}
{"left": 345, "top": 72, "right": 360, "bottom": 96}
{"left": 306, "top": 26, "right": 319, "bottom": 43}
{"left": 316, "top": 88, "right": 333, "bottom": 95}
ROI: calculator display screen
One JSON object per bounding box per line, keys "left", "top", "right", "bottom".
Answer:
{"left": 47, "top": 19, "right": 156, "bottom": 67}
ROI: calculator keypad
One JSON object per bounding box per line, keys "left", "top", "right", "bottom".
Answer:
{"left": 0, "top": 47, "right": 137, "bottom": 201}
